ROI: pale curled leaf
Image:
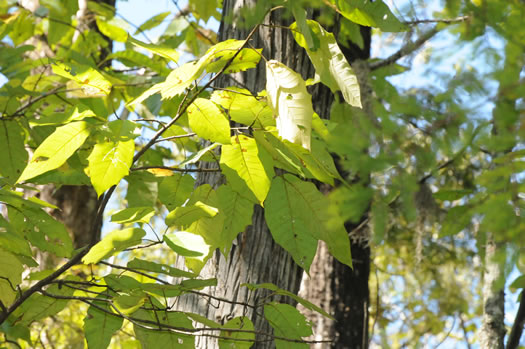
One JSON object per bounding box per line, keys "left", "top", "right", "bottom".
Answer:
{"left": 266, "top": 60, "right": 314, "bottom": 150}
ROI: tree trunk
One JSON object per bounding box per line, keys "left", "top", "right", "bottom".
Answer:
{"left": 174, "top": 1, "right": 323, "bottom": 347}
{"left": 479, "top": 235, "right": 506, "bottom": 349}
{"left": 298, "top": 28, "right": 372, "bottom": 349}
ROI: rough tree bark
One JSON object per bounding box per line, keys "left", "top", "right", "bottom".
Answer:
{"left": 174, "top": 1, "right": 330, "bottom": 348}
{"left": 479, "top": 235, "right": 505, "bottom": 349}
{"left": 298, "top": 26, "right": 372, "bottom": 349}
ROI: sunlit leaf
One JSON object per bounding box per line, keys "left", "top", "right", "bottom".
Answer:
{"left": 86, "top": 120, "right": 136, "bottom": 196}
{"left": 52, "top": 62, "right": 112, "bottom": 96}
{"left": 165, "top": 201, "right": 219, "bottom": 227}
{"left": 111, "top": 207, "right": 155, "bottom": 224}
{"left": 187, "top": 98, "right": 231, "bottom": 144}
{"left": 220, "top": 134, "right": 275, "bottom": 204}
{"left": 128, "top": 35, "right": 179, "bottom": 62}
{"left": 82, "top": 228, "right": 146, "bottom": 264}
{"left": 18, "top": 121, "right": 91, "bottom": 183}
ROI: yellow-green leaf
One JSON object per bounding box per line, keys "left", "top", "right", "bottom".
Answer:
{"left": 18, "top": 121, "right": 90, "bottom": 183}
{"left": 188, "top": 98, "right": 231, "bottom": 144}
{"left": 220, "top": 134, "right": 275, "bottom": 204}
{"left": 82, "top": 228, "right": 146, "bottom": 264}
{"left": 52, "top": 62, "right": 112, "bottom": 96}
{"left": 111, "top": 207, "right": 155, "bottom": 224}
{"left": 165, "top": 201, "right": 219, "bottom": 228}
{"left": 86, "top": 120, "right": 136, "bottom": 196}
{"left": 128, "top": 35, "right": 179, "bottom": 62}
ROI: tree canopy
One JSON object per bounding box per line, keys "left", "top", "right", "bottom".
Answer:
{"left": 0, "top": 0, "right": 525, "bottom": 348}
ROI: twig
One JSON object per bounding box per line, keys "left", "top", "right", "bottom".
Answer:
{"left": 403, "top": 16, "right": 470, "bottom": 25}
{"left": 131, "top": 166, "right": 220, "bottom": 173}
{"left": 153, "top": 133, "right": 196, "bottom": 143}
{"left": 370, "top": 27, "right": 439, "bottom": 71}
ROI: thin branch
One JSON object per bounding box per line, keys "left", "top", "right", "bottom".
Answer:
{"left": 506, "top": 291, "right": 525, "bottom": 349}
{"left": 153, "top": 133, "right": 196, "bottom": 143}
{"left": 131, "top": 166, "right": 220, "bottom": 173}
{"left": 370, "top": 27, "right": 439, "bottom": 71}
{"left": 403, "top": 16, "right": 470, "bottom": 25}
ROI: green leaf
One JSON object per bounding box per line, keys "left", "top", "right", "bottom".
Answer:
{"left": 254, "top": 131, "right": 306, "bottom": 176}
{"left": 264, "top": 175, "right": 319, "bottom": 272}
{"left": 128, "top": 40, "right": 246, "bottom": 106}
{"left": 29, "top": 105, "right": 97, "bottom": 126}
{"left": 242, "top": 283, "right": 333, "bottom": 320}
{"left": 0, "top": 119, "right": 28, "bottom": 184}
{"left": 127, "top": 258, "right": 196, "bottom": 278}
{"left": 266, "top": 60, "right": 314, "bottom": 150}
{"left": 158, "top": 174, "right": 195, "bottom": 210}
{"left": 219, "top": 317, "right": 255, "bottom": 349}
{"left": 264, "top": 302, "right": 312, "bottom": 349}
{"left": 165, "top": 201, "right": 219, "bottom": 227}
{"left": 433, "top": 189, "right": 474, "bottom": 201}
{"left": 336, "top": 0, "right": 406, "bottom": 32}
{"left": 163, "top": 233, "right": 205, "bottom": 258}
{"left": 113, "top": 291, "right": 146, "bottom": 315}
{"left": 291, "top": 20, "right": 361, "bottom": 108}
{"left": 18, "top": 283, "right": 74, "bottom": 325}
{"left": 371, "top": 197, "right": 388, "bottom": 243}
{"left": 111, "top": 207, "right": 155, "bottom": 224}
{"left": 176, "top": 142, "right": 219, "bottom": 168}
{"left": 52, "top": 62, "right": 112, "bottom": 96}
{"left": 289, "top": 4, "right": 319, "bottom": 50}
{"left": 266, "top": 174, "right": 351, "bottom": 270}
{"left": 87, "top": 120, "right": 136, "bottom": 196}
{"left": 82, "top": 228, "right": 146, "bottom": 264}
{"left": 441, "top": 205, "right": 473, "bottom": 237}
{"left": 206, "top": 48, "right": 262, "bottom": 74}
{"left": 184, "top": 185, "right": 225, "bottom": 249}
{"left": 18, "top": 121, "right": 91, "bottom": 183}
{"left": 220, "top": 134, "right": 275, "bottom": 204}
{"left": 211, "top": 88, "right": 274, "bottom": 128}
{"left": 188, "top": 98, "right": 231, "bottom": 144}
{"left": 0, "top": 216, "right": 32, "bottom": 257}
{"left": 0, "top": 249, "right": 23, "bottom": 305}
{"left": 4, "top": 197, "right": 73, "bottom": 257}
{"left": 216, "top": 184, "right": 254, "bottom": 255}
{"left": 134, "top": 310, "right": 194, "bottom": 349}
{"left": 96, "top": 16, "right": 128, "bottom": 42}
{"left": 285, "top": 139, "right": 338, "bottom": 185}
{"left": 84, "top": 298, "right": 124, "bottom": 349}
{"left": 135, "top": 11, "right": 171, "bottom": 34}
{"left": 128, "top": 35, "right": 179, "bottom": 62}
